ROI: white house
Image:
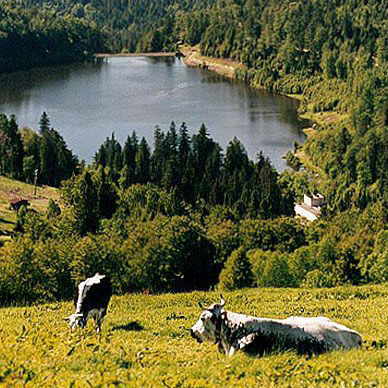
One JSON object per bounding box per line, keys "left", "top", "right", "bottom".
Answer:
{"left": 294, "top": 194, "right": 325, "bottom": 221}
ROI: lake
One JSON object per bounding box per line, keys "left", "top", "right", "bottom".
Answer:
{"left": 0, "top": 56, "right": 305, "bottom": 170}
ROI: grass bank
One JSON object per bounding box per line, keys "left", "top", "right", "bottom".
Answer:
{"left": 0, "top": 285, "right": 387, "bottom": 387}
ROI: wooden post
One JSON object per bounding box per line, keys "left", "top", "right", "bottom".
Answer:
{"left": 33, "top": 169, "right": 38, "bottom": 199}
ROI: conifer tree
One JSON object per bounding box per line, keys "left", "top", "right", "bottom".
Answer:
{"left": 39, "top": 112, "right": 50, "bottom": 135}
{"left": 135, "top": 137, "right": 151, "bottom": 184}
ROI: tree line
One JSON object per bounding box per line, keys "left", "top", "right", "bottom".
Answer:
{"left": 0, "top": 113, "right": 78, "bottom": 186}
{"left": 0, "top": 111, "right": 386, "bottom": 306}
{"left": 93, "top": 122, "right": 292, "bottom": 219}
{"left": 10, "top": 0, "right": 386, "bottom": 217}
{"left": 0, "top": 1, "right": 105, "bottom": 73}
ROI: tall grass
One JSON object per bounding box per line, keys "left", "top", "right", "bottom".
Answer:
{"left": 0, "top": 285, "right": 387, "bottom": 387}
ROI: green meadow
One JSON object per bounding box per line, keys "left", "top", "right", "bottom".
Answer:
{"left": 0, "top": 284, "right": 387, "bottom": 387}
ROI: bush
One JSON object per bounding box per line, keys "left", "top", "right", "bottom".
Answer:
{"left": 0, "top": 237, "right": 73, "bottom": 305}
{"left": 218, "top": 247, "right": 254, "bottom": 291}
{"left": 288, "top": 244, "right": 321, "bottom": 286}
{"left": 120, "top": 215, "right": 214, "bottom": 293}
{"left": 361, "top": 230, "right": 388, "bottom": 283}
{"left": 239, "top": 218, "right": 306, "bottom": 253}
{"left": 248, "top": 249, "right": 295, "bottom": 288}
{"left": 69, "top": 234, "right": 125, "bottom": 293}
{"left": 302, "top": 269, "right": 335, "bottom": 288}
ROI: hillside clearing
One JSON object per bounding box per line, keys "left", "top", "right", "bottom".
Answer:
{"left": 0, "top": 176, "right": 59, "bottom": 236}
{"left": 0, "top": 285, "right": 387, "bottom": 387}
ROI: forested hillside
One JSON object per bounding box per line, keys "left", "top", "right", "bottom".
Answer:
{"left": 0, "top": 0, "right": 386, "bottom": 304}
{"left": 0, "top": 1, "right": 105, "bottom": 73}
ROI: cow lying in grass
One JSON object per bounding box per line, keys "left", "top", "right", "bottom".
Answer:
{"left": 191, "top": 295, "right": 362, "bottom": 356}
{"left": 65, "top": 273, "right": 112, "bottom": 333}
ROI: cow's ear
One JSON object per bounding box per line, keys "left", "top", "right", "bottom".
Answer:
{"left": 198, "top": 301, "right": 204, "bottom": 309}
{"left": 219, "top": 294, "right": 226, "bottom": 307}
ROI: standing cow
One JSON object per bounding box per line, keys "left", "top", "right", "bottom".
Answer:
{"left": 65, "top": 273, "right": 112, "bottom": 333}
{"left": 191, "top": 295, "right": 362, "bottom": 356}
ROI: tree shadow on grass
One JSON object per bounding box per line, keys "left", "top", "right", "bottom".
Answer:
{"left": 111, "top": 321, "right": 144, "bottom": 332}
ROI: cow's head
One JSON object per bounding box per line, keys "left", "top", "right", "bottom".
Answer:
{"left": 64, "top": 313, "right": 86, "bottom": 330}
{"left": 191, "top": 294, "right": 226, "bottom": 343}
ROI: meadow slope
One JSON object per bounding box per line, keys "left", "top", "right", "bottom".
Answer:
{"left": 0, "top": 176, "right": 59, "bottom": 237}
{"left": 0, "top": 285, "right": 387, "bottom": 387}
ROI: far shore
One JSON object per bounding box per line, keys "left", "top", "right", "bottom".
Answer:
{"left": 95, "top": 52, "right": 176, "bottom": 58}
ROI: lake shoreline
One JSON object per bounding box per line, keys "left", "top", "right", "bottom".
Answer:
{"left": 95, "top": 52, "right": 176, "bottom": 58}
{"left": 180, "top": 46, "right": 327, "bottom": 130}
{"left": 180, "top": 45, "right": 243, "bottom": 79}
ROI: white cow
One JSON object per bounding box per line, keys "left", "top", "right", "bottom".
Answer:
{"left": 191, "top": 295, "right": 362, "bottom": 356}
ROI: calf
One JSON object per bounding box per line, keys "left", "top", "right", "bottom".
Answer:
{"left": 65, "top": 273, "right": 112, "bottom": 333}
{"left": 191, "top": 295, "right": 362, "bottom": 356}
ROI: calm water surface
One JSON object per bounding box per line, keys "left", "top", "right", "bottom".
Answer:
{"left": 0, "top": 57, "right": 306, "bottom": 170}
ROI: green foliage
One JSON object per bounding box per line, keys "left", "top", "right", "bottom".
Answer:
{"left": 0, "top": 113, "right": 77, "bottom": 187}
{"left": 47, "top": 199, "right": 61, "bottom": 218}
{"left": 0, "top": 237, "right": 73, "bottom": 304}
{"left": 94, "top": 124, "right": 292, "bottom": 219}
{"left": 69, "top": 234, "right": 124, "bottom": 291}
{"left": 218, "top": 247, "right": 253, "bottom": 291}
{"left": 121, "top": 215, "right": 214, "bottom": 293}
{"left": 115, "top": 184, "right": 185, "bottom": 222}
{"left": 302, "top": 269, "right": 335, "bottom": 288}
{"left": 0, "top": 114, "right": 23, "bottom": 179}
{"left": 239, "top": 218, "right": 306, "bottom": 253}
{"left": 360, "top": 230, "right": 388, "bottom": 283}
{"left": 249, "top": 250, "right": 295, "bottom": 288}
{"left": 0, "top": 1, "right": 105, "bottom": 73}
{"left": 60, "top": 170, "right": 99, "bottom": 236}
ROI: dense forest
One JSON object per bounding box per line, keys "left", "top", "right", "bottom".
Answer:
{"left": 0, "top": 0, "right": 386, "bottom": 305}
{"left": 0, "top": 112, "right": 386, "bottom": 305}
{"left": 0, "top": 1, "right": 105, "bottom": 73}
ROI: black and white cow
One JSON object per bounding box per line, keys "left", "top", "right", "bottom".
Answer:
{"left": 65, "top": 273, "right": 112, "bottom": 333}
{"left": 191, "top": 295, "right": 362, "bottom": 356}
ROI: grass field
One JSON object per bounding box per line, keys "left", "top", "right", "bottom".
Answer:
{"left": 0, "top": 176, "right": 59, "bottom": 239}
{"left": 0, "top": 285, "right": 387, "bottom": 387}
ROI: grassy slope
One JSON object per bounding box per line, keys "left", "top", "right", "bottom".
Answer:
{"left": 0, "top": 285, "right": 387, "bottom": 387}
{"left": 0, "top": 176, "right": 59, "bottom": 238}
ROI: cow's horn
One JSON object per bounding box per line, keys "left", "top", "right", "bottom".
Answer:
{"left": 219, "top": 294, "right": 226, "bottom": 307}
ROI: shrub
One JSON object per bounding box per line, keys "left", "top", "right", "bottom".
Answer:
{"left": 249, "top": 249, "right": 295, "bottom": 288}
{"left": 218, "top": 247, "right": 254, "bottom": 291}
{"left": 120, "top": 215, "right": 214, "bottom": 293}
{"left": 302, "top": 269, "right": 335, "bottom": 288}
{"left": 288, "top": 244, "right": 321, "bottom": 286}
{"left": 361, "top": 230, "right": 388, "bottom": 283}
{"left": 0, "top": 237, "right": 70, "bottom": 305}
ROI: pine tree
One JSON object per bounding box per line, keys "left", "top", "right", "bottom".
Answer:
{"left": 151, "top": 126, "right": 165, "bottom": 185}
{"left": 122, "top": 133, "right": 137, "bottom": 185}
{"left": 95, "top": 167, "right": 118, "bottom": 220}
{"left": 61, "top": 170, "right": 98, "bottom": 236}
{"left": 39, "top": 111, "right": 50, "bottom": 135}
{"left": 135, "top": 137, "right": 151, "bottom": 184}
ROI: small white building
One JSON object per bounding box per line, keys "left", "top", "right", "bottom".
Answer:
{"left": 295, "top": 194, "right": 325, "bottom": 222}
